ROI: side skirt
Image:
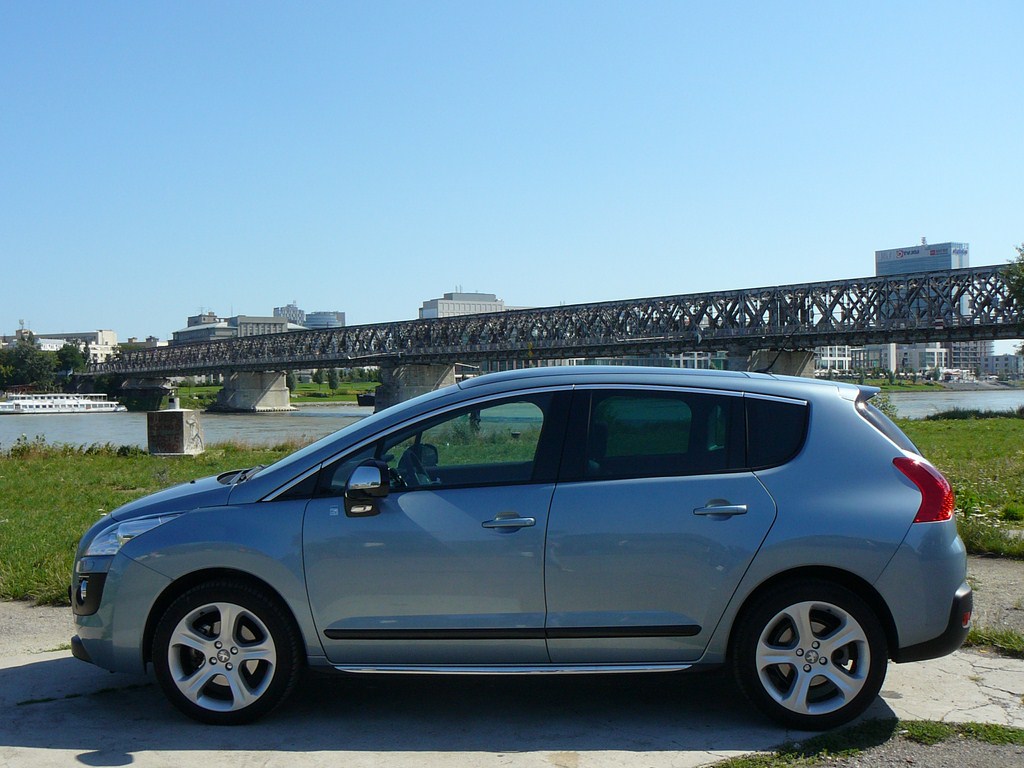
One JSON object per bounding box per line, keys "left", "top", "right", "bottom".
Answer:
{"left": 333, "top": 663, "right": 694, "bottom": 675}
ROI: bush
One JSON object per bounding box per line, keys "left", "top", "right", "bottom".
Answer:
{"left": 926, "top": 408, "right": 1024, "bottom": 421}
{"left": 1002, "top": 503, "right": 1024, "bottom": 523}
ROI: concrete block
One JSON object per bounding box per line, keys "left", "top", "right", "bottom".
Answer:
{"left": 147, "top": 408, "right": 206, "bottom": 455}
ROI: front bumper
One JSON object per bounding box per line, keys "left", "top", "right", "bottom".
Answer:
{"left": 69, "top": 552, "right": 172, "bottom": 674}
{"left": 71, "top": 634, "right": 93, "bottom": 664}
{"left": 892, "top": 582, "right": 973, "bottom": 663}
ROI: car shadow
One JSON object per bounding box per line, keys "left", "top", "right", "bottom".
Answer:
{"left": 2, "top": 653, "right": 898, "bottom": 765}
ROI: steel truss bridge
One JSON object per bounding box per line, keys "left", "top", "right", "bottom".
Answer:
{"left": 94, "top": 267, "right": 1020, "bottom": 377}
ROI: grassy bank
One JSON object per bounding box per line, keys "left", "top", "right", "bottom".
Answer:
{"left": 0, "top": 437, "right": 297, "bottom": 604}
{"left": 901, "top": 417, "right": 1024, "bottom": 558}
{"left": 2, "top": 414, "right": 1022, "bottom": 605}
{"left": 177, "top": 382, "right": 376, "bottom": 409}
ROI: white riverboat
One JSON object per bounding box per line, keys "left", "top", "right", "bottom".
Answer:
{"left": 0, "top": 393, "right": 127, "bottom": 415}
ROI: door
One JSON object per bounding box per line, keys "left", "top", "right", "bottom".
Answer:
{"left": 304, "top": 391, "right": 569, "bottom": 665}
{"left": 545, "top": 388, "right": 778, "bottom": 663}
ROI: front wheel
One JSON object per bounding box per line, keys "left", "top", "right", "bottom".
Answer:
{"left": 152, "top": 580, "right": 303, "bottom": 724}
{"left": 730, "top": 580, "right": 888, "bottom": 730}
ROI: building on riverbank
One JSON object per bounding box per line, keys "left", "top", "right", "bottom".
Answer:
{"left": 1, "top": 329, "right": 119, "bottom": 363}
{"left": 983, "top": 353, "right": 1024, "bottom": 381}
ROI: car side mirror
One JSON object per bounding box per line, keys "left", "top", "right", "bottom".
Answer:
{"left": 345, "top": 460, "right": 389, "bottom": 516}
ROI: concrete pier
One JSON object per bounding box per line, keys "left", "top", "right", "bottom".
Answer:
{"left": 208, "top": 372, "right": 294, "bottom": 412}
{"left": 118, "top": 378, "right": 174, "bottom": 412}
{"left": 747, "top": 349, "right": 817, "bottom": 377}
{"left": 374, "top": 364, "right": 456, "bottom": 411}
{"left": 148, "top": 401, "right": 206, "bottom": 455}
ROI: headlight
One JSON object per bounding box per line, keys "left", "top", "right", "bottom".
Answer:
{"left": 83, "top": 514, "right": 182, "bottom": 557}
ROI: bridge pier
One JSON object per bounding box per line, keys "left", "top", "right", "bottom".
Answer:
{"left": 747, "top": 349, "right": 817, "bottom": 377}
{"left": 375, "top": 363, "right": 456, "bottom": 411}
{"left": 208, "top": 372, "right": 295, "bottom": 412}
{"left": 119, "top": 378, "right": 174, "bottom": 412}
{"left": 725, "top": 347, "right": 816, "bottom": 377}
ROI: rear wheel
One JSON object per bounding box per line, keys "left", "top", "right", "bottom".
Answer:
{"left": 731, "top": 580, "right": 888, "bottom": 730}
{"left": 152, "top": 580, "right": 302, "bottom": 724}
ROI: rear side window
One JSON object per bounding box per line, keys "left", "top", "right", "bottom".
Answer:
{"left": 581, "top": 390, "right": 742, "bottom": 480}
{"left": 745, "top": 396, "right": 808, "bottom": 469}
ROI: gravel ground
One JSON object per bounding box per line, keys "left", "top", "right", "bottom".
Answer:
{"left": 967, "top": 555, "right": 1024, "bottom": 633}
{"left": 0, "top": 599, "right": 74, "bottom": 656}
{"left": 2, "top": 555, "right": 1022, "bottom": 767}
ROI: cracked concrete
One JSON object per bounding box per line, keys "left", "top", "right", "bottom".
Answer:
{"left": 0, "top": 639, "right": 1021, "bottom": 767}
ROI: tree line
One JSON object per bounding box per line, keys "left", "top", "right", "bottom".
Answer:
{"left": 0, "top": 336, "right": 88, "bottom": 390}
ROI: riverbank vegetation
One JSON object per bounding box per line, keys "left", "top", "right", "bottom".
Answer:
{"left": 900, "top": 416, "right": 1024, "bottom": 559}
{"left": 1, "top": 413, "right": 1022, "bottom": 605}
{"left": 0, "top": 436, "right": 297, "bottom": 605}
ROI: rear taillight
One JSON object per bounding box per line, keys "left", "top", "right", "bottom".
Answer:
{"left": 893, "top": 456, "right": 955, "bottom": 523}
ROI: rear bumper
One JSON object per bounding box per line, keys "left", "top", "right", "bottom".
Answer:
{"left": 892, "top": 582, "right": 972, "bottom": 663}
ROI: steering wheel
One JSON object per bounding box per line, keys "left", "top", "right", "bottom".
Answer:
{"left": 396, "top": 446, "right": 432, "bottom": 488}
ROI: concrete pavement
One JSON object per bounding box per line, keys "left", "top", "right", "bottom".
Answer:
{"left": 1, "top": 647, "right": 1022, "bottom": 768}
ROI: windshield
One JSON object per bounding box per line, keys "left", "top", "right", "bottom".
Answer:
{"left": 254, "top": 385, "right": 458, "bottom": 480}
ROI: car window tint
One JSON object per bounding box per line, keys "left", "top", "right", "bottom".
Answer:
{"left": 382, "top": 397, "right": 549, "bottom": 490}
{"left": 585, "top": 391, "right": 736, "bottom": 479}
{"left": 745, "top": 396, "right": 808, "bottom": 469}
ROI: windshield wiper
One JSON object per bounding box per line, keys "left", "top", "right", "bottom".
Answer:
{"left": 237, "top": 465, "right": 265, "bottom": 483}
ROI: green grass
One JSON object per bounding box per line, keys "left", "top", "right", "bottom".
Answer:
{"left": 712, "top": 719, "right": 1024, "bottom": 767}
{"left": 0, "top": 438, "right": 298, "bottom": 605}
{"left": 901, "top": 417, "right": 1024, "bottom": 558}
{"left": 289, "top": 381, "right": 376, "bottom": 403}
{"left": 965, "top": 626, "right": 1024, "bottom": 658}
{"left": 717, "top": 718, "right": 898, "bottom": 767}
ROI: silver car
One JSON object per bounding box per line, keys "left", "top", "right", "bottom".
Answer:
{"left": 70, "top": 366, "right": 971, "bottom": 729}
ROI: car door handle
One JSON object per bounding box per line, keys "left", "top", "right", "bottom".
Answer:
{"left": 693, "top": 504, "right": 748, "bottom": 517}
{"left": 482, "top": 515, "right": 536, "bottom": 530}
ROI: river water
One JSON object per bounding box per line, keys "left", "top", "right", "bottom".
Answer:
{"left": 2, "top": 391, "right": 1023, "bottom": 450}
{"left": 0, "top": 405, "right": 372, "bottom": 451}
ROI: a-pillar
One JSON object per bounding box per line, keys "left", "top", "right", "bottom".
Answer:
{"left": 209, "top": 371, "right": 295, "bottom": 412}
{"left": 374, "top": 364, "right": 456, "bottom": 411}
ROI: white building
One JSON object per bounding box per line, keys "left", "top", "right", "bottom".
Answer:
{"left": 419, "top": 292, "right": 519, "bottom": 319}
{"left": 24, "top": 330, "right": 119, "bottom": 363}
{"left": 815, "top": 346, "right": 853, "bottom": 372}
{"left": 851, "top": 343, "right": 948, "bottom": 374}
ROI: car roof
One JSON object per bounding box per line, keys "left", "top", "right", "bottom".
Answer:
{"left": 456, "top": 365, "right": 866, "bottom": 400}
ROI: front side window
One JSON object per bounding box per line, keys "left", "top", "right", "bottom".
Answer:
{"left": 384, "top": 398, "right": 549, "bottom": 489}
{"left": 317, "top": 393, "right": 563, "bottom": 494}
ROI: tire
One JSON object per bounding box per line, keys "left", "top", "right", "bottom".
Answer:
{"left": 730, "top": 579, "right": 888, "bottom": 730}
{"left": 152, "top": 580, "right": 303, "bottom": 725}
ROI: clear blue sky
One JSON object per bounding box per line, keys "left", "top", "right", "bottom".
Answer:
{"left": 2, "top": 2, "right": 1021, "bottom": 351}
